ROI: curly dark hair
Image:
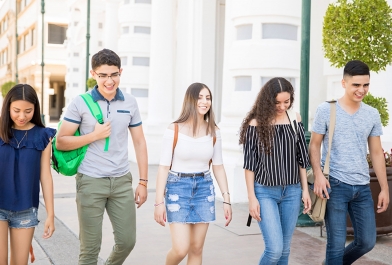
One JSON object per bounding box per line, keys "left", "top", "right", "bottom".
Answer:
{"left": 239, "top": 77, "right": 294, "bottom": 154}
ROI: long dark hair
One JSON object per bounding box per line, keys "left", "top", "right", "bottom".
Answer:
{"left": 174, "top": 82, "right": 216, "bottom": 137}
{"left": 0, "top": 84, "right": 44, "bottom": 143}
{"left": 239, "top": 77, "right": 295, "bottom": 154}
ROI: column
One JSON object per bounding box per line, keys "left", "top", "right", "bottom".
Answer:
{"left": 103, "top": 0, "right": 121, "bottom": 51}
{"left": 138, "top": 0, "right": 176, "bottom": 164}
{"left": 218, "top": 0, "right": 301, "bottom": 202}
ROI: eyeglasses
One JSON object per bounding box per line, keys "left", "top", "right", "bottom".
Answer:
{"left": 93, "top": 71, "right": 120, "bottom": 81}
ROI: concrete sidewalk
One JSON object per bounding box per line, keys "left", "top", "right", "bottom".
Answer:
{"left": 31, "top": 163, "right": 392, "bottom": 265}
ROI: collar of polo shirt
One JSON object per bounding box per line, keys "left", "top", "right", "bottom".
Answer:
{"left": 91, "top": 85, "right": 125, "bottom": 102}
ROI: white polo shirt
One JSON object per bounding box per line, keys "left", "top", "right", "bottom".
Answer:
{"left": 64, "top": 86, "right": 142, "bottom": 178}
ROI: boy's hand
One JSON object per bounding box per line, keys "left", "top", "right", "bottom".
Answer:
{"left": 134, "top": 184, "right": 147, "bottom": 208}
{"left": 94, "top": 121, "right": 111, "bottom": 140}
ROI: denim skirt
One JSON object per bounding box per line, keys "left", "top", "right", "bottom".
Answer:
{"left": 165, "top": 170, "right": 216, "bottom": 224}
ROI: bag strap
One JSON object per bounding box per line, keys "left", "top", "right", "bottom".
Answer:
{"left": 323, "top": 101, "right": 336, "bottom": 176}
{"left": 286, "top": 109, "right": 298, "bottom": 143}
{"left": 80, "top": 93, "right": 110, "bottom": 152}
{"left": 170, "top": 123, "right": 179, "bottom": 170}
{"left": 170, "top": 123, "right": 216, "bottom": 170}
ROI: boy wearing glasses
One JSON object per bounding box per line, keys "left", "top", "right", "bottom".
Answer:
{"left": 56, "top": 49, "right": 148, "bottom": 264}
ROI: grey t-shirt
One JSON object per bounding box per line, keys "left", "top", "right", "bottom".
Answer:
{"left": 312, "top": 101, "right": 383, "bottom": 185}
{"left": 64, "top": 87, "right": 142, "bottom": 178}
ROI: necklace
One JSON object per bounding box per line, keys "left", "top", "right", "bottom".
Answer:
{"left": 13, "top": 130, "right": 28, "bottom": 148}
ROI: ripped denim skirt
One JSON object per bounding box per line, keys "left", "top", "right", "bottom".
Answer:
{"left": 165, "top": 170, "right": 216, "bottom": 224}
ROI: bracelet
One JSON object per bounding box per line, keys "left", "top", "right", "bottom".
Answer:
{"left": 154, "top": 201, "right": 164, "bottom": 207}
{"left": 222, "top": 191, "right": 230, "bottom": 196}
{"left": 223, "top": 202, "right": 231, "bottom": 206}
{"left": 139, "top": 182, "right": 147, "bottom": 188}
{"left": 139, "top": 179, "right": 148, "bottom": 182}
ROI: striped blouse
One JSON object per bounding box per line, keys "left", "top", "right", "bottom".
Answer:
{"left": 243, "top": 122, "right": 310, "bottom": 186}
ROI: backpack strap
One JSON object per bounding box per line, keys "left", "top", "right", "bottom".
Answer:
{"left": 170, "top": 123, "right": 216, "bottom": 170}
{"left": 80, "top": 93, "right": 110, "bottom": 152}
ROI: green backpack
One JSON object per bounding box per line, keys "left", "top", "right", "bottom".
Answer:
{"left": 51, "top": 93, "right": 109, "bottom": 176}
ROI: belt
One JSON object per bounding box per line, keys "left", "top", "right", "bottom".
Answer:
{"left": 169, "top": 170, "right": 209, "bottom": 177}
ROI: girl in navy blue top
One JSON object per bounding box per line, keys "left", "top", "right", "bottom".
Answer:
{"left": 0, "top": 84, "right": 56, "bottom": 264}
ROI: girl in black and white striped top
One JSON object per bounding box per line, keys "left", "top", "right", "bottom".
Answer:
{"left": 239, "top": 77, "right": 311, "bottom": 265}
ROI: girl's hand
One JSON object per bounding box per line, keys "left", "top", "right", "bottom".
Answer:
{"left": 154, "top": 203, "right": 166, "bottom": 227}
{"left": 302, "top": 191, "right": 312, "bottom": 214}
{"left": 249, "top": 196, "right": 261, "bottom": 221}
{"left": 223, "top": 203, "right": 232, "bottom": 226}
{"left": 43, "top": 217, "right": 55, "bottom": 239}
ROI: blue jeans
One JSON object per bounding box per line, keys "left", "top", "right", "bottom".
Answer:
{"left": 254, "top": 182, "right": 302, "bottom": 265}
{"left": 325, "top": 176, "right": 376, "bottom": 265}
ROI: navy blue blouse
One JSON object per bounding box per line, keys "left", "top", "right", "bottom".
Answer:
{"left": 0, "top": 126, "right": 56, "bottom": 211}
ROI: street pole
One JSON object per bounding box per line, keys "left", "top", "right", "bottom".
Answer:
{"left": 85, "top": 0, "right": 91, "bottom": 92}
{"left": 15, "top": 1, "right": 18, "bottom": 83}
{"left": 300, "top": 0, "right": 311, "bottom": 136}
{"left": 296, "top": 0, "right": 319, "bottom": 227}
{"left": 41, "top": 0, "right": 45, "bottom": 124}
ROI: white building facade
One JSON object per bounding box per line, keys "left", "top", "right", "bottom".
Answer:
{"left": 2, "top": 0, "right": 389, "bottom": 202}
{"left": 0, "top": 0, "right": 68, "bottom": 123}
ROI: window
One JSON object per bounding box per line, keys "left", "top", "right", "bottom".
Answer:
{"left": 121, "top": 56, "right": 128, "bottom": 66}
{"left": 98, "top": 41, "right": 102, "bottom": 46}
{"left": 124, "top": 0, "right": 130, "bottom": 4}
{"left": 98, "top": 23, "right": 103, "bottom": 29}
{"left": 236, "top": 24, "right": 252, "bottom": 40}
{"left": 261, "top": 77, "right": 296, "bottom": 89}
{"left": 74, "top": 52, "right": 79, "bottom": 57}
{"left": 132, "top": 57, "right": 149, "bottom": 66}
{"left": 48, "top": 24, "right": 68, "bottom": 44}
{"left": 135, "top": 0, "right": 151, "bottom": 3}
{"left": 122, "top": 26, "right": 129, "bottom": 34}
{"left": 73, "top": 68, "right": 79, "bottom": 72}
{"left": 235, "top": 76, "right": 252, "bottom": 91}
{"left": 131, "top": 88, "right": 148, "bottom": 97}
{"left": 74, "top": 21, "right": 79, "bottom": 27}
{"left": 73, "top": 83, "right": 78, "bottom": 87}
{"left": 134, "top": 26, "right": 150, "bottom": 34}
{"left": 262, "top": 24, "right": 297, "bottom": 41}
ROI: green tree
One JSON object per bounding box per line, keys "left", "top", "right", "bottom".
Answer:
{"left": 363, "top": 93, "right": 389, "bottom": 127}
{"left": 323, "top": 0, "right": 392, "bottom": 72}
{"left": 86, "top": 78, "right": 97, "bottom": 90}
{"left": 1, "top": 81, "right": 16, "bottom": 98}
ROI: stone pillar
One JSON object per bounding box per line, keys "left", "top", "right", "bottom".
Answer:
{"left": 103, "top": 0, "right": 120, "bottom": 51}
{"left": 138, "top": 0, "right": 176, "bottom": 164}
{"left": 218, "top": 0, "right": 301, "bottom": 202}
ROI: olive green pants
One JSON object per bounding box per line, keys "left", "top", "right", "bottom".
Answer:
{"left": 76, "top": 172, "right": 136, "bottom": 265}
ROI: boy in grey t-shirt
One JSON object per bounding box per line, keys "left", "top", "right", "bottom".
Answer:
{"left": 309, "top": 60, "right": 389, "bottom": 265}
{"left": 56, "top": 49, "right": 148, "bottom": 264}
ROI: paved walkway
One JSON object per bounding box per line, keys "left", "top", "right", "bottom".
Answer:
{"left": 29, "top": 163, "right": 392, "bottom": 265}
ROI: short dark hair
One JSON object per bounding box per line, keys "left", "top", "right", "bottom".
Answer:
{"left": 343, "top": 60, "right": 370, "bottom": 77}
{"left": 0, "top": 84, "right": 45, "bottom": 143}
{"left": 91, "top": 49, "right": 121, "bottom": 70}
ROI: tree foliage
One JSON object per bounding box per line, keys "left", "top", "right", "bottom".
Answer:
{"left": 363, "top": 93, "right": 389, "bottom": 127}
{"left": 1, "top": 81, "right": 16, "bottom": 98}
{"left": 323, "top": 0, "right": 392, "bottom": 72}
{"left": 86, "top": 77, "right": 97, "bottom": 90}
